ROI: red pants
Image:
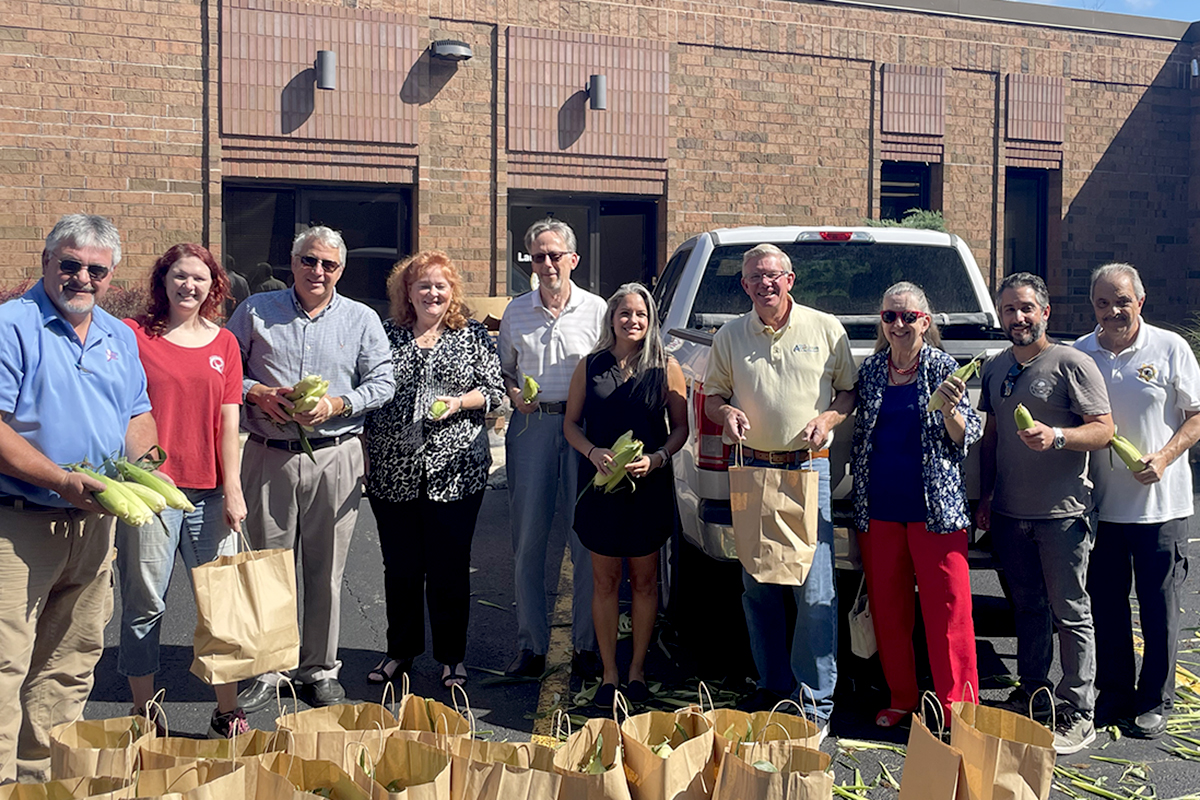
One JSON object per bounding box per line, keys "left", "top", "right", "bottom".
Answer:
{"left": 859, "top": 520, "right": 978, "bottom": 715}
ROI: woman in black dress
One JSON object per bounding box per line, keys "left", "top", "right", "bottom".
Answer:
{"left": 564, "top": 283, "right": 687, "bottom": 707}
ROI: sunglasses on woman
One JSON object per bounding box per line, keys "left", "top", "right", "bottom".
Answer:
{"left": 880, "top": 309, "right": 929, "bottom": 324}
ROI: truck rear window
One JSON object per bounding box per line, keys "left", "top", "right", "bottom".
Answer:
{"left": 688, "top": 242, "right": 981, "bottom": 330}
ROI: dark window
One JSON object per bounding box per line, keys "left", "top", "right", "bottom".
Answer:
{"left": 880, "top": 161, "right": 936, "bottom": 221}
{"left": 653, "top": 245, "right": 693, "bottom": 324}
{"left": 1004, "top": 168, "right": 1049, "bottom": 279}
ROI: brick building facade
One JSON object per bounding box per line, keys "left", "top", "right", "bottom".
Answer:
{"left": 1, "top": 0, "right": 1197, "bottom": 331}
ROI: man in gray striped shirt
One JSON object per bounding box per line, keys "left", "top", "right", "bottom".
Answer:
{"left": 228, "top": 226, "right": 394, "bottom": 712}
{"left": 499, "top": 218, "right": 606, "bottom": 678}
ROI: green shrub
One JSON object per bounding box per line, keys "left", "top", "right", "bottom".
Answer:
{"left": 863, "top": 209, "right": 947, "bottom": 232}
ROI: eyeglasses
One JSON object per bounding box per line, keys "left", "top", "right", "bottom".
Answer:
{"left": 298, "top": 254, "right": 342, "bottom": 273}
{"left": 531, "top": 251, "right": 570, "bottom": 265}
{"left": 880, "top": 309, "right": 929, "bottom": 324}
{"left": 57, "top": 258, "right": 110, "bottom": 281}
{"left": 1000, "top": 361, "right": 1026, "bottom": 398}
{"left": 744, "top": 271, "right": 790, "bottom": 285}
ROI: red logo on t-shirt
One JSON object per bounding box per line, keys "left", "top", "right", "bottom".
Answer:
{"left": 209, "top": 355, "right": 224, "bottom": 374}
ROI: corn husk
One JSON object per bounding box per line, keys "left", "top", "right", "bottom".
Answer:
{"left": 521, "top": 375, "right": 539, "bottom": 403}
{"left": 1014, "top": 403, "right": 1036, "bottom": 430}
{"left": 1110, "top": 434, "right": 1147, "bottom": 472}
{"left": 72, "top": 465, "right": 154, "bottom": 526}
{"left": 589, "top": 430, "right": 644, "bottom": 494}
{"left": 114, "top": 458, "right": 195, "bottom": 512}
{"left": 927, "top": 352, "right": 984, "bottom": 412}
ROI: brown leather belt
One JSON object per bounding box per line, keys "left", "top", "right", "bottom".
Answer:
{"left": 743, "top": 447, "right": 830, "bottom": 465}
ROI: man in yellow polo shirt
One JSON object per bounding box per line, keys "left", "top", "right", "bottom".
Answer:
{"left": 704, "top": 243, "right": 857, "bottom": 733}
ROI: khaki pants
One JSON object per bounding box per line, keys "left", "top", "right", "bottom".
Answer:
{"left": 0, "top": 505, "right": 115, "bottom": 783}
{"left": 242, "top": 437, "right": 363, "bottom": 683}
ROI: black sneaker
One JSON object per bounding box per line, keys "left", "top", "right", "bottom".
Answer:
{"left": 737, "top": 687, "right": 785, "bottom": 713}
{"left": 997, "top": 686, "right": 1052, "bottom": 723}
{"left": 208, "top": 707, "right": 249, "bottom": 739}
{"left": 1053, "top": 706, "right": 1096, "bottom": 754}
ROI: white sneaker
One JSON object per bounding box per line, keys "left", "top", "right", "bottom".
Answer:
{"left": 1053, "top": 707, "right": 1096, "bottom": 755}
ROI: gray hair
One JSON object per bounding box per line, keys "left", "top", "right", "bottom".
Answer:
{"left": 44, "top": 214, "right": 122, "bottom": 267}
{"left": 997, "top": 272, "right": 1050, "bottom": 310}
{"left": 292, "top": 225, "right": 347, "bottom": 267}
{"left": 874, "top": 281, "right": 943, "bottom": 352}
{"left": 593, "top": 282, "right": 669, "bottom": 408}
{"left": 742, "top": 243, "right": 793, "bottom": 274}
{"left": 1090, "top": 262, "right": 1145, "bottom": 301}
{"left": 524, "top": 218, "right": 577, "bottom": 254}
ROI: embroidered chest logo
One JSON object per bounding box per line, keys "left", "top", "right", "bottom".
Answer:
{"left": 1029, "top": 377, "right": 1054, "bottom": 400}
{"left": 1136, "top": 363, "right": 1157, "bottom": 383}
{"left": 793, "top": 344, "right": 821, "bottom": 354}
{"left": 209, "top": 355, "right": 225, "bottom": 374}
{"left": 105, "top": 349, "right": 118, "bottom": 362}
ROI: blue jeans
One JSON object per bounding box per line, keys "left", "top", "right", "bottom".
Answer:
{"left": 992, "top": 513, "right": 1096, "bottom": 712}
{"left": 740, "top": 456, "right": 837, "bottom": 723}
{"left": 116, "top": 488, "right": 233, "bottom": 677}
{"left": 506, "top": 410, "right": 595, "bottom": 655}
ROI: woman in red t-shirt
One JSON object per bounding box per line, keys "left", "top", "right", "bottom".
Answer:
{"left": 116, "top": 243, "right": 249, "bottom": 738}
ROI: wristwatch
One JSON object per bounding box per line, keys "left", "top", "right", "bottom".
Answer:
{"left": 1052, "top": 427, "right": 1066, "bottom": 450}
{"left": 339, "top": 396, "right": 354, "bottom": 417}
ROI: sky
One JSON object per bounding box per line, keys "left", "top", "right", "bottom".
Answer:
{"left": 1021, "top": 0, "right": 1198, "bottom": 22}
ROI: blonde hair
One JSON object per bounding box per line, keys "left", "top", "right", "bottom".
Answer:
{"left": 386, "top": 250, "right": 471, "bottom": 330}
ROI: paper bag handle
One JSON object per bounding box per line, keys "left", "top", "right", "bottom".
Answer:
{"left": 697, "top": 681, "right": 717, "bottom": 715}
{"left": 920, "top": 691, "right": 945, "bottom": 737}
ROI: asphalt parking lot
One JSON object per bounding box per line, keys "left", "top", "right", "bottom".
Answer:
{"left": 84, "top": 455, "right": 1200, "bottom": 798}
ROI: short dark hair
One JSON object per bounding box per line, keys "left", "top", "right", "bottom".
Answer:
{"left": 997, "top": 272, "right": 1049, "bottom": 309}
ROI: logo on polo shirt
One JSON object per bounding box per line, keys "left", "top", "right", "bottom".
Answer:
{"left": 793, "top": 344, "right": 821, "bottom": 354}
{"left": 210, "top": 355, "right": 225, "bottom": 374}
{"left": 105, "top": 349, "right": 118, "bottom": 361}
{"left": 1137, "top": 363, "right": 1157, "bottom": 383}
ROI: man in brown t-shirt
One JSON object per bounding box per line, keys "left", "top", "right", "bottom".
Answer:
{"left": 977, "top": 272, "right": 1113, "bottom": 756}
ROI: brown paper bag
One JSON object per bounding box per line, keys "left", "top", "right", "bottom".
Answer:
{"left": 620, "top": 709, "right": 717, "bottom": 800}
{"left": 0, "top": 776, "right": 132, "bottom": 800}
{"left": 255, "top": 752, "right": 373, "bottom": 800}
{"left": 190, "top": 546, "right": 300, "bottom": 685}
{"left": 706, "top": 702, "right": 821, "bottom": 754}
{"left": 139, "top": 729, "right": 285, "bottom": 770}
{"left": 899, "top": 714, "right": 971, "bottom": 800}
{"left": 949, "top": 700, "right": 1055, "bottom": 800}
{"left": 711, "top": 744, "right": 831, "bottom": 800}
{"left": 50, "top": 715, "right": 156, "bottom": 780}
{"left": 552, "top": 717, "right": 633, "bottom": 800}
{"left": 351, "top": 737, "right": 452, "bottom": 800}
{"left": 133, "top": 761, "right": 247, "bottom": 800}
{"left": 729, "top": 450, "right": 819, "bottom": 586}
{"left": 446, "top": 738, "right": 560, "bottom": 800}
{"left": 393, "top": 692, "right": 471, "bottom": 744}
{"left": 276, "top": 700, "right": 400, "bottom": 772}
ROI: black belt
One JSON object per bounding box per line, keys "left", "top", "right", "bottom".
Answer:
{"left": 538, "top": 401, "right": 567, "bottom": 414}
{"left": 0, "top": 495, "right": 61, "bottom": 512}
{"left": 248, "top": 433, "right": 356, "bottom": 453}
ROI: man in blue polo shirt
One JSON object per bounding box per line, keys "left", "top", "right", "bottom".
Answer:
{"left": 0, "top": 213, "right": 156, "bottom": 783}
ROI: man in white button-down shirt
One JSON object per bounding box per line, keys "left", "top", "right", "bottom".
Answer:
{"left": 1075, "top": 262, "right": 1200, "bottom": 739}
{"left": 498, "top": 219, "right": 606, "bottom": 678}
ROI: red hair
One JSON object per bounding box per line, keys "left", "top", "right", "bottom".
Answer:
{"left": 386, "top": 250, "right": 471, "bottom": 330}
{"left": 137, "top": 243, "right": 230, "bottom": 337}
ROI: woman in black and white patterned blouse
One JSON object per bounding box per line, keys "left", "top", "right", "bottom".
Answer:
{"left": 364, "top": 250, "right": 504, "bottom": 690}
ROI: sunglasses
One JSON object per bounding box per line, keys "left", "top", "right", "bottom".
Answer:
{"left": 880, "top": 309, "right": 929, "bottom": 324}
{"left": 57, "top": 258, "right": 110, "bottom": 281}
{"left": 531, "top": 251, "right": 570, "bottom": 264}
{"left": 1000, "top": 361, "right": 1026, "bottom": 398}
{"left": 298, "top": 254, "right": 342, "bottom": 272}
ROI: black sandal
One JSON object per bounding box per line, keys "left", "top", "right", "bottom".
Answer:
{"left": 441, "top": 663, "right": 467, "bottom": 689}
{"left": 368, "top": 656, "right": 410, "bottom": 685}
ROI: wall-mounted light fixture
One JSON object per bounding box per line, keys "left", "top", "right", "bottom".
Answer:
{"left": 316, "top": 50, "right": 336, "bottom": 90}
{"left": 431, "top": 39, "right": 473, "bottom": 61}
{"left": 1192, "top": 58, "right": 1199, "bottom": 78}
{"left": 586, "top": 74, "right": 607, "bottom": 111}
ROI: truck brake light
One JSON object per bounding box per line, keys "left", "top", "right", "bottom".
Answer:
{"left": 693, "top": 382, "right": 731, "bottom": 471}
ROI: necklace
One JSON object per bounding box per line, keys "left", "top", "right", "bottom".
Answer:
{"left": 888, "top": 351, "right": 920, "bottom": 375}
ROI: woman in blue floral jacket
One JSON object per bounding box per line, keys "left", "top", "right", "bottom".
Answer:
{"left": 851, "top": 281, "right": 982, "bottom": 726}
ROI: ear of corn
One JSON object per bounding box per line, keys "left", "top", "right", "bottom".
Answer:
{"left": 121, "top": 481, "right": 169, "bottom": 514}
{"left": 286, "top": 375, "right": 329, "bottom": 414}
{"left": 927, "top": 352, "right": 985, "bottom": 413}
{"left": 429, "top": 400, "right": 449, "bottom": 419}
{"left": 1014, "top": 403, "right": 1036, "bottom": 430}
{"left": 591, "top": 430, "right": 645, "bottom": 493}
{"left": 521, "top": 375, "right": 539, "bottom": 404}
{"left": 72, "top": 465, "right": 154, "bottom": 526}
{"left": 1110, "top": 434, "right": 1147, "bottom": 472}
{"left": 114, "top": 459, "right": 196, "bottom": 512}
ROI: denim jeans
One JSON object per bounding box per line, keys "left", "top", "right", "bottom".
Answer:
{"left": 116, "top": 487, "right": 232, "bottom": 677}
{"left": 506, "top": 410, "right": 595, "bottom": 655}
{"left": 739, "top": 456, "right": 837, "bottom": 723}
{"left": 992, "top": 513, "right": 1096, "bottom": 713}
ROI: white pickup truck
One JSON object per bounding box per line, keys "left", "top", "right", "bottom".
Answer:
{"left": 652, "top": 226, "right": 1009, "bottom": 577}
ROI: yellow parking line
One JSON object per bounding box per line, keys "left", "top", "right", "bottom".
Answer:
{"left": 531, "top": 542, "right": 576, "bottom": 743}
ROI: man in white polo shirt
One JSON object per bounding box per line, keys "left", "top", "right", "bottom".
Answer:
{"left": 499, "top": 218, "right": 607, "bottom": 678}
{"left": 703, "top": 243, "right": 856, "bottom": 732}
{"left": 1075, "top": 262, "right": 1200, "bottom": 739}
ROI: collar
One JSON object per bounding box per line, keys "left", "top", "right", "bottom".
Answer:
{"left": 533, "top": 281, "right": 583, "bottom": 315}
{"left": 31, "top": 279, "right": 116, "bottom": 339}
{"left": 291, "top": 287, "right": 340, "bottom": 320}
{"left": 753, "top": 297, "right": 794, "bottom": 335}
{"left": 1081, "top": 321, "right": 1146, "bottom": 355}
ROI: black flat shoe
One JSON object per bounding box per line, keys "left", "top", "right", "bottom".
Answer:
{"left": 368, "top": 657, "right": 411, "bottom": 685}
{"left": 626, "top": 680, "right": 651, "bottom": 704}
{"left": 236, "top": 679, "right": 279, "bottom": 714}
{"left": 594, "top": 682, "right": 617, "bottom": 709}
{"left": 505, "top": 649, "right": 546, "bottom": 678}
{"left": 298, "top": 678, "right": 346, "bottom": 708}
